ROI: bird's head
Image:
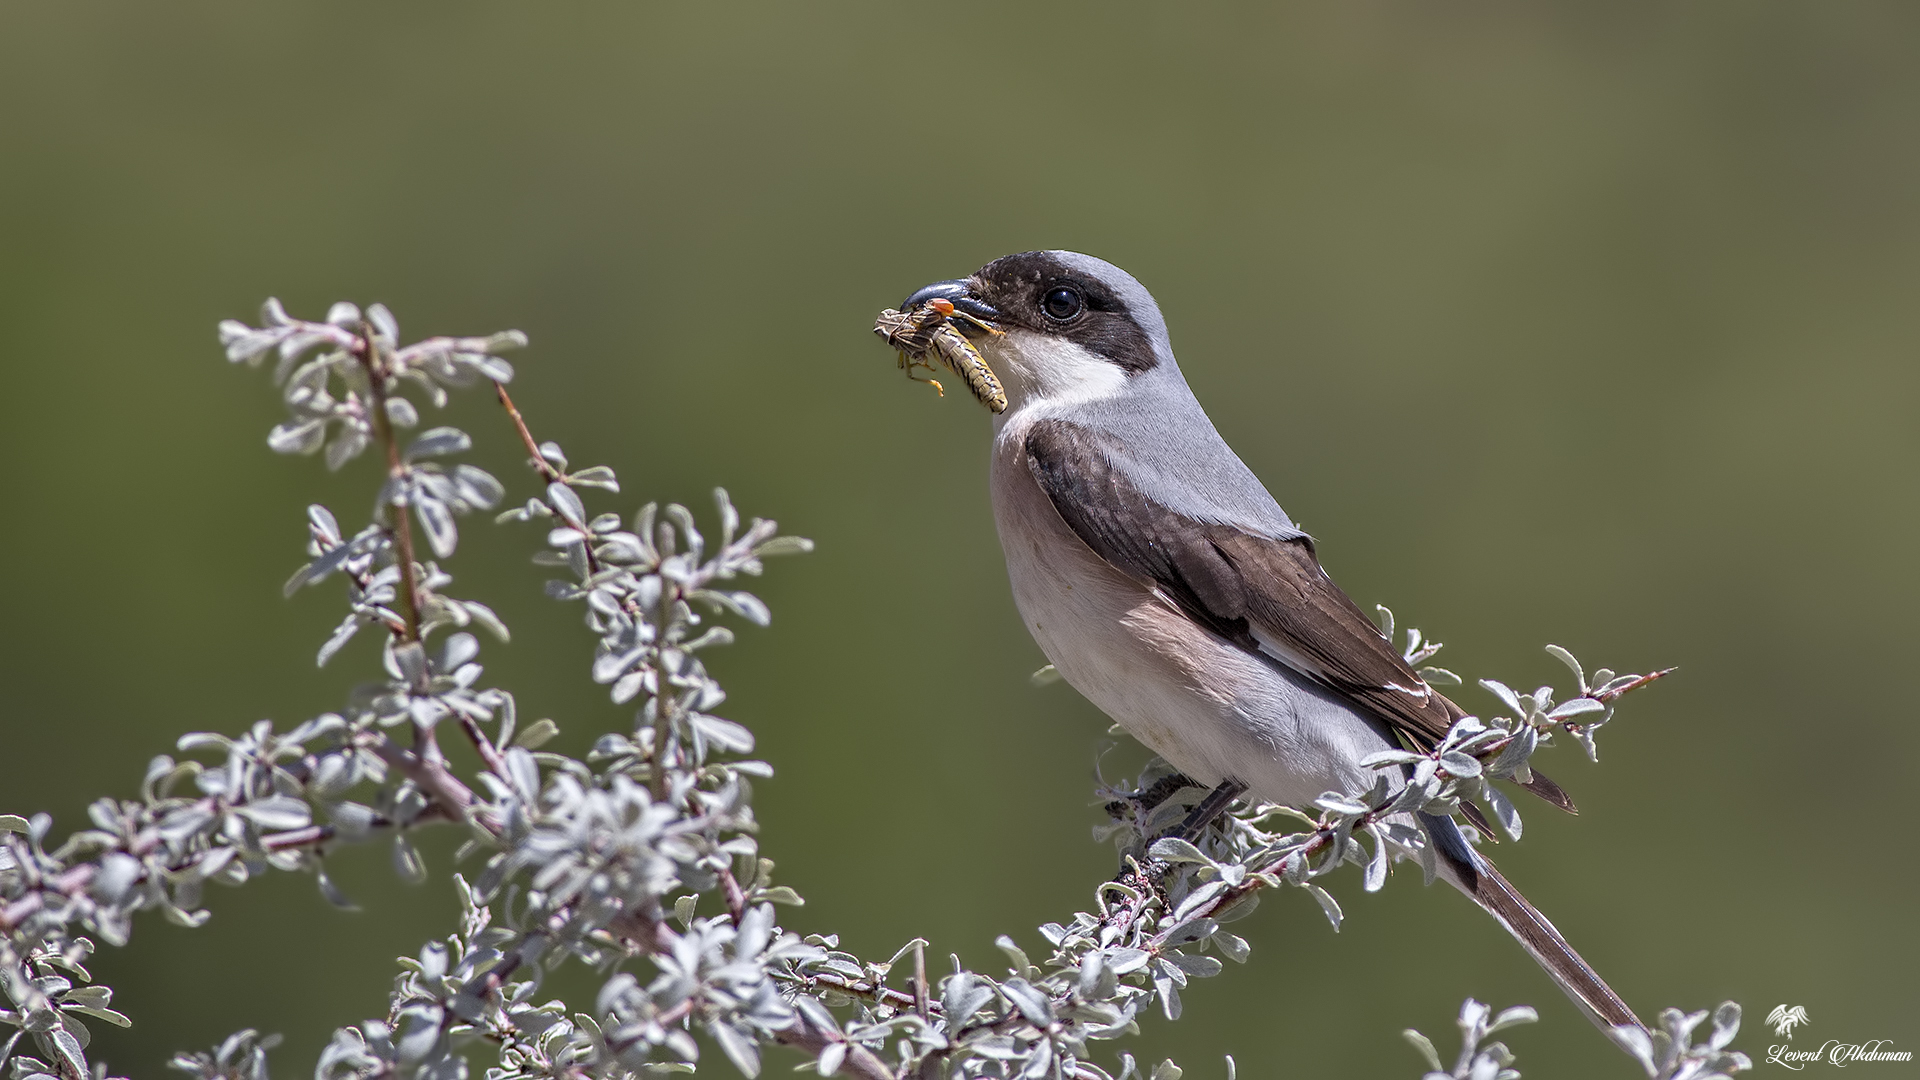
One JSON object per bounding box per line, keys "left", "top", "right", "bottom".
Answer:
{"left": 900, "top": 251, "right": 1176, "bottom": 416}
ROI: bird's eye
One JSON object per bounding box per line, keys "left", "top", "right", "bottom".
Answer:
{"left": 1041, "top": 286, "right": 1084, "bottom": 321}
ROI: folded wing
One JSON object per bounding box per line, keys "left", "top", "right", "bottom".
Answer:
{"left": 1023, "top": 417, "right": 1573, "bottom": 812}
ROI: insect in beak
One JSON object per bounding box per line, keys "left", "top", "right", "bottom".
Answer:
{"left": 873, "top": 298, "right": 1008, "bottom": 414}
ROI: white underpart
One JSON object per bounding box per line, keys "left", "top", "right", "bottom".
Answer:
{"left": 979, "top": 328, "right": 1129, "bottom": 419}
{"left": 990, "top": 413, "right": 1400, "bottom": 808}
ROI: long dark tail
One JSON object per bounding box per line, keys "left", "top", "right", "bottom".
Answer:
{"left": 1420, "top": 812, "right": 1643, "bottom": 1034}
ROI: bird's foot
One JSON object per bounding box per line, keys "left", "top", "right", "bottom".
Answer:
{"left": 1157, "top": 777, "right": 1249, "bottom": 845}
{"left": 1102, "top": 771, "right": 1200, "bottom": 823}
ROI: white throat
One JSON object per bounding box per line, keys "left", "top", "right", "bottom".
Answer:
{"left": 978, "top": 329, "right": 1129, "bottom": 419}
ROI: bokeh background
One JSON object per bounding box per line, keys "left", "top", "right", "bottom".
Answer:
{"left": 2, "top": 3, "right": 1916, "bottom": 1076}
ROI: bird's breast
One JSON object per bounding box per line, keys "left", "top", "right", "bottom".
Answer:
{"left": 987, "top": 418, "right": 1395, "bottom": 805}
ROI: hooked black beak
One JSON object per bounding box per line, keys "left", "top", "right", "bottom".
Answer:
{"left": 902, "top": 278, "right": 1001, "bottom": 331}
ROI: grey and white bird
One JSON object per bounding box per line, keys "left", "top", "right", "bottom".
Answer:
{"left": 897, "top": 250, "right": 1642, "bottom": 1035}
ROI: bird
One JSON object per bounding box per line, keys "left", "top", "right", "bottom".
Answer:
{"left": 895, "top": 250, "right": 1642, "bottom": 1035}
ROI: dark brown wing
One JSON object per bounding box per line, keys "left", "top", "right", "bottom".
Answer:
{"left": 1024, "top": 418, "right": 1574, "bottom": 812}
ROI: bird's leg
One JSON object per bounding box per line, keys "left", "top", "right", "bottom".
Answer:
{"left": 1102, "top": 777, "right": 1251, "bottom": 941}
{"left": 1102, "top": 771, "right": 1199, "bottom": 821}
{"left": 1159, "top": 777, "right": 1249, "bottom": 844}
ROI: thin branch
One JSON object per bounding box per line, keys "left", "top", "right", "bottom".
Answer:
{"left": 719, "top": 866, "right": 748, "bottom": 924}
{"left": 372, "top": 728, "right": 498, "bottom": 836}
{"left": 495, "top": 381, "right": 563, "bottom": 484}
{"left": 457, "top": 712, "right": 510, "bottom": 779}
{"left": 359, "top": 324, "right": 421, "bottom": 645}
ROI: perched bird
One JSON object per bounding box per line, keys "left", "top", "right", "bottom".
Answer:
{"left": 898, "top": 250, "right": 1641, "bottom": 1034}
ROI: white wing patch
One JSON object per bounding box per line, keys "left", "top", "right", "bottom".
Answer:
{"left": 1386, "top": 680, "right": 1434, "bottom": 703}
{"left": 1249, "top": 624, "right": 1332, "bottom": 685}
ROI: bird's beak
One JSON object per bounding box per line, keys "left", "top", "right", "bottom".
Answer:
{"left": 901, "top": 278, "right": 1001, "bottom": 335}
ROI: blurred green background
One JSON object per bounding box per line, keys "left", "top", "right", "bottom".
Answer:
{"left": 2, "top": 2, "right": 1915, "bottom": 1076}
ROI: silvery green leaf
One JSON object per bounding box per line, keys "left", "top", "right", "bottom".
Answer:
{"left": 406, "top": 427, "right": 471, "bottom": 461}
{"left": 547, "top": 482, "right": 586, "bottom": 525}
{"left": 1545, "top": 644, "right": 1585, "bottom": 691}
{"left": 1361, "top": 749, "right": 1423, "bottom": 768}
{"left": 1373, "top": 605, "right": 1394, "bottom": 641}
{"left": 1402, "top": 1029, "right": 1443, "bottom": 1072}
{"left": 568, "top": 465, "right": 620, "bottom": 492}
{"left": 415, "top": 497, "right": 457, "bottom": 558}
{"left": 1439, "top": 751, "right": 1483, "bottom": 779}
{"left": 367, "top": 303, "right": 398, "bottom": 341}
{"left": 324, "top": 427, "right": 368, "bottom": 471}
{"left": 384, "top": 396, "right": 418, "bottom": 428}
{"left": 1147, "top": 837, "right": 1212, "bottom": 865}
{"left": 691, "top": 714, "right": 755, "bottom": 754}
{"left": 236, "top": 797, "right": 311, "bottom": 830}
{"left": 1487, "top": 1006, "right": 1538, "bottom": 1034}
{"left": 61, "top": 1003, "right": 129, "bottom": 1030}
{"left": 1313, "top": 793, "right": 1370, "bottom": 816}
{"left": 1484, "top": 785, "right": 1522, "bottom": 841}
{"left": 708, "top": 1020, "right": 760, "bottom": 1078}
{"left": 453, "top": 464, "right": 504, "bottom": 508}
{"left": 1709, "top": 1001, "right": 1741, "bottom": 1050}
{"left": 390, "top": 641, "right": 427, "bottom": 685}
{"left": 268, "top": 417, "right": 329, "bottom": 457}
{"left": 391, "top": 836, "right": 427, "bottom": 884}
{"left": 755, "top": 535, "right": 813, "bottom": 557}
{"left": 1488, "top": 724, "right": 1537, "bottom": 779}
{"left": 461, "top": 601, "right": 509, "bottom": 642}
{"left": 1150, "top": 1059, "right": 1182, "bottom": 1080}
{"left": 307, "top": 503, "right": 341, "bottom": 541}
{"left": 293, "top": 534, "right": 366, "bottom": 594}
{"left": 1363, "top": 829, "right": 1389, "bottom": 892}
{"left": 1303, "top": 883, "right": 1342, "bottom": 930}
{"left": 1165, "top": 953, "right": 1222, "bottom": 978}
{"left": 504, "top": 747, "right": 541, "bottom": 801}
{"left": 1419, "top": 666, "right": 1463, "bottom": 687}
{"left": 1572, "top": 725, "right": 1600, "bottom": 762}
{"left": 219, "top": 320, "right": 270, "bottom": 361}
{"left": 995, "top": 935, "right": 1034, "bottom": 977}
{"left": 1154, "top": 973, "right": 1182, "bottom": 1021}
{"left": 316, "top": 868, "right": 357, "bottom": 910}
{"left": 0, "top": 814, "right": 30, "bottom": 834}
{"left": 438, "top": 634, "right": 479, "bottom": 672}
{"left": 721, "top": 588, "right": 771, "bottom": 622}
{"left": 815, "top": 1042, "right": 845, "bottom": 1076}
{"left": 47, "top": 1028, "right": 87, "bottom": 1078}
{"left": 325, "top": 302, "right": 361, "bottom": 328}
{"left": 1001, "top": 979, "right": 1053, "bottom": 1026}
{"left": 1029, "top": 664, "right": 1061, "bottom": 687}
{"left": 1480, "top": 679, "right": 1525, "bottom": 719}
{"left": 1547, "top": 697, "right": 1606, "bottom": 720}
{"left": 943, "top": 973, "right": 996, "bottom": 1027}
{"left": 1609, "top": 1024, "right": 1658, "bottom": 1077}
{"left": 316, "top": 615, "right": 362, "bottom": 667}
